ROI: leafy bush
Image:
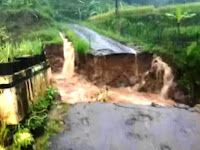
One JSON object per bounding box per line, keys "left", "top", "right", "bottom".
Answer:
{"left": 13, "top": 128, "right": 34, "bottom": 149}
{"left": 177, "top": 43, "right": 200, "bottom": 103}
{"left": 24, "top": 88, "right": 57, "bottom": 131}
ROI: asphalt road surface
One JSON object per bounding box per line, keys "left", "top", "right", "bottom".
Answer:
{"left": 67, "top": 24, "right": 138, "bottom": 55}
{"left": 50, "top": 102, "right": 200, "bottom": 150}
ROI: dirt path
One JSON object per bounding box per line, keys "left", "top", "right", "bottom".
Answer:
{"left": 50, "top": 102, "right": 200, "bottom": 150}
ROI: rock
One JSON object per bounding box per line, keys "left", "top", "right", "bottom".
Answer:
{"left": 174, "top": 104, "right": 190, "bottom": 110}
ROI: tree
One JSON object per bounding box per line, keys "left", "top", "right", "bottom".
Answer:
{"left": 165, "top": 7, "right": 196, "bottom": 34}
{"left": 115, "top": 0, "right": 119, "bottom": 15}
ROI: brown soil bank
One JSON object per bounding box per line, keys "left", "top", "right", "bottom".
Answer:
{"left": 76, "top": 53, "right": 152, "bottom": 87}
{"left": 45, "top": 44, "right": 64, "bottom": 73}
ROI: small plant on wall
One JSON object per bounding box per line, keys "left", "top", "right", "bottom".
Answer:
{"left": 0, "top": 121, "right": 9, "bottom": 148}
{"left": 13, "top": 128, "right": 34, "bottom": 149}
{"left": 0, "top": 26, "right": 9, "bottom": 43}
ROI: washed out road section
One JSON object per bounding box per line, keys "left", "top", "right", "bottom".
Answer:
{"left": 67, "top": 24, "right": 138, "bottom": 55}
{"left": 50, "top": 102, "right": 200, "bottom": 150}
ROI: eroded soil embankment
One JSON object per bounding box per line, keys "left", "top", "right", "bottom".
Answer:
{"left": 45, "top": 44, "right": 176, "bottom": 106}
{"left": 76, "top": 53, "right": 152, "bottom": 87}
{"left": 45, "top": 44, "right": 64, "bottom": 73}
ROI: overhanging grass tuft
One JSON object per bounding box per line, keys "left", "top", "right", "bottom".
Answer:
{"left": 66, "top": 30, "right": 89, "bottom": 54}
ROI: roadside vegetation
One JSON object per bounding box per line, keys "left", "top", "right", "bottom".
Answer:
{"left": 0, "top": 39, "right": 42, "bottom": 63}
{"left": 87, "top": 2, "right": 200, "bottom": 104}
{"left": 66, "top": 30, "right": 89, "bottom": 53}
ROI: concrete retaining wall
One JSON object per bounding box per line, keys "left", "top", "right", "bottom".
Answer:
{"left": 0, "top": 62, "right": 50, "bottom": 125}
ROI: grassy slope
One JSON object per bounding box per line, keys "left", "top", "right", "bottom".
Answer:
{"left": 90, "top": 2, "right": 200, "bottom": 21}
{"left": 0, "top": 7, "right": 66, "bottom": 62}
{"left": 0, "top": 7, "right": 64, "bottom": 44}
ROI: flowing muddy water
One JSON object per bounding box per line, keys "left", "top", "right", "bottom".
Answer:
{"left": 45, "top": 35, "right": 177, "bottom": 106}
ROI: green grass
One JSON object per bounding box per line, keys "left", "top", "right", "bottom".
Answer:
{"left": 35, "top": 102, "right": 69, "bottom": 150}
{"left": 30, "top": 27, "right": 62, "bottom": 45}
{"left": 66, "top": 29, "right": 89, "bottom": 53}
{"left": 0, "top": 39, "right": 43, "bottom": 63}
{"left": 90, "top": 2, "right": 200, "bottom": 22}
{"left": 89, "top": 6, "right": 155, "bottom": 22}
{"left": 158, "top": 2, "right": 200, "bottom": 14}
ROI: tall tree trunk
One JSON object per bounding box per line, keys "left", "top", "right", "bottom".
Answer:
{"left": 115, "top": 0, "right": 119, "bottom": 16}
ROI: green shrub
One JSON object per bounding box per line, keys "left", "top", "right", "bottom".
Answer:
{"left": 25, "top": 88, "right": 57, "bottom": 131}
{"left": 13, "top": 128, "right": 34, "bottom": 149}
{"left": 178, "top": 43, "right": 200, "bottom": 102}
{"left": 35, "top": 102, "right": 69, "bottom": 150}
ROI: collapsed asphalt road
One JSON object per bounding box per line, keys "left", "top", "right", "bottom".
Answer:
{"left": 50, "top": 102, "right": 200, "bottom": 150}
{"left": 67, "top": 24, "right": 138, "bottom": 55}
